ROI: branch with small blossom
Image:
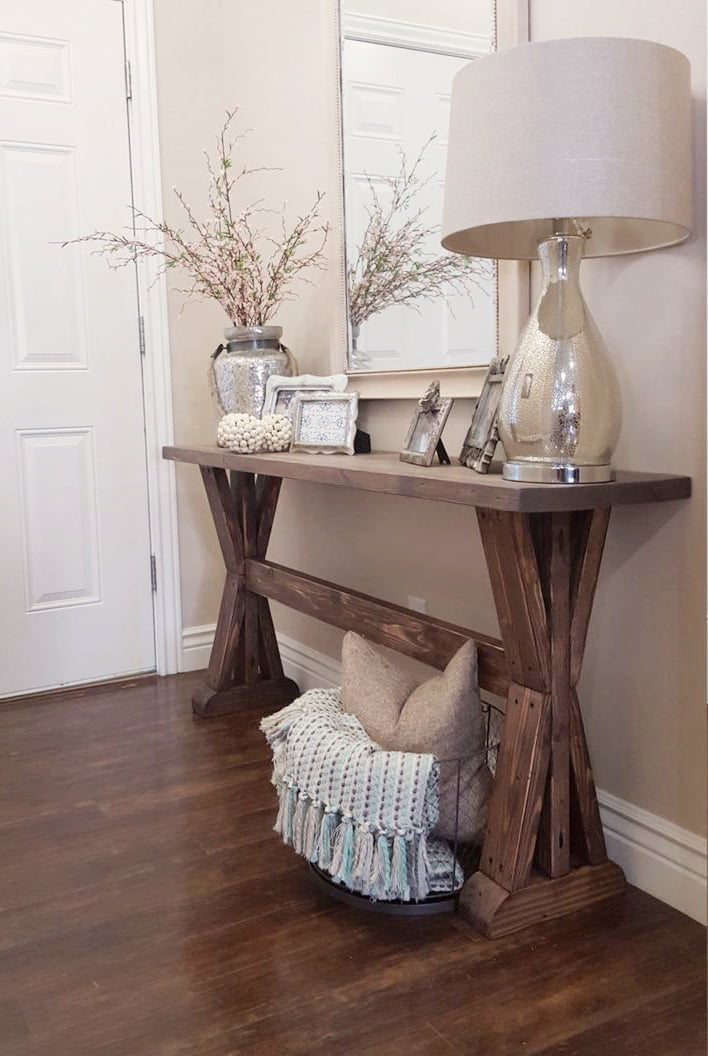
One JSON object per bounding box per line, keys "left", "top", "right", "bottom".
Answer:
{"left": 347, "top": 136, "right": 492, "bottom": 329}
{"left": 64, "top": 109, "right": 329, "bottom": 328}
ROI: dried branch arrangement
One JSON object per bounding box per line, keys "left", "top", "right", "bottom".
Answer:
{"left": 347, "top": 137, "right": 492, "bottom": 329}
{"left": 65, "top": 109, "right": 328, "bottom": 327}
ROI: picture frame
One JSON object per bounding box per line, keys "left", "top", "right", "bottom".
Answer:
{"left": 459, "top": 355, "right": 508, "bottom": 473}
{"left": 290, "top": 392, "right": 359, "bottom": 455}
{"left": 262, "top": 373, "right": 348, "bottom": 418}
{"left": 400, "top": 381, "right": 453, "bottom": 467}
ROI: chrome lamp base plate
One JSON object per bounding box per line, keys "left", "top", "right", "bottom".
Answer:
{"left": 503, "top": 462, "right": 616, "bottom": 484}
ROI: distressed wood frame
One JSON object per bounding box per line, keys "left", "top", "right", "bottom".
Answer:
{"left": 400, "top": 397, "right": 453, "bottom": 467}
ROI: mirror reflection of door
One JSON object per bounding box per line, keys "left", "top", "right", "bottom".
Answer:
{"left": 341, "top": 1, "right": 496, "bottom": 374}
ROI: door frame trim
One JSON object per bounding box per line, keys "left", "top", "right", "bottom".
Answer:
{"left": 123, "top": 0, "right": 182, "bottom": 674}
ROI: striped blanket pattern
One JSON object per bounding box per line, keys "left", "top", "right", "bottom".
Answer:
{"left": 260, "top": 688, "right": 455, "bottom": 901}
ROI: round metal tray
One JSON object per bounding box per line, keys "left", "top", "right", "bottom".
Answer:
{"left": 307, "top": 863, "right": 459, "bottom": 916}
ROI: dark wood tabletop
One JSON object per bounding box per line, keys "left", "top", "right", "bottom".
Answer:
{"left": 163, "top": 446, "right": 691, "bottom": 513}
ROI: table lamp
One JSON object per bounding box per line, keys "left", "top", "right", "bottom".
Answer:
{"left": 442, "top": 37, "right": 692, "bottom": 483}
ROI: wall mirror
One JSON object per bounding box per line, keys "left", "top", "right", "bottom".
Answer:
{"left": 331, "top": 0, "right": 529, "bottom": 398}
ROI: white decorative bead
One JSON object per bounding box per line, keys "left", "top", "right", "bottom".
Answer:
{"left": 260, "top": 414, "right": 293, "bottom": 452}
{"left": 216, "top": 413, "right": 264, "bottom": 453}
{"left": 217, "top": 413, "right": 292, "bottom": 454}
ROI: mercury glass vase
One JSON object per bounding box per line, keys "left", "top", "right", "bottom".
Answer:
{"left": 498, "top": 234, "right": 622, "bottom": 484}
{"left": 209, "top": 325, "right": 298, "bottom": 419}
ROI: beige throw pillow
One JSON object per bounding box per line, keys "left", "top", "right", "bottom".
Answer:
{"left": 340, "top": 632, "right": 492, "bottom": 844}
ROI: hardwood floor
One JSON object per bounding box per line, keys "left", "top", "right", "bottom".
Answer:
{"left": 0, "top": 673, "right": 704, "bottom": 1055}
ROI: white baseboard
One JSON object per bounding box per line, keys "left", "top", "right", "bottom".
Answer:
{"left": 180, "top": 623, "right": 340, "bottom": 689}
{"left": 181, "top": 624, "right": 707, "bottom": 924}
{"left": 598, "top": 790, "right": 706, "bottom": 924}
{"left": 275, "top": 633, "right": 341, "bottom": 691}
{"left": 180, "top": 624, "right": 217, "bottom": 673}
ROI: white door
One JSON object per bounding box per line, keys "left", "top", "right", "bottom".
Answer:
{"left": 0, "top": 0, "right": 155, "bottom": 696}
{"left": 343, "top": 39, "right": 496, "bottom": 371}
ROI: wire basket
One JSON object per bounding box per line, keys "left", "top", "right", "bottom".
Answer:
{"left": 308, "top": 694, "right": 504, "bottom": 915}
{"left": 429, "top": 695, "right": 502, "bottom": 898}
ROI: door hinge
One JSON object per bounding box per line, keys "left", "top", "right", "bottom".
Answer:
{"left": 150, "top": 554, "right": 157, "bottom": 592}
{"left": 125, "top": 59, "right": 133, "bottom": 101}
{"left": 138, "top": 315, "right": 146, "bottom": 355}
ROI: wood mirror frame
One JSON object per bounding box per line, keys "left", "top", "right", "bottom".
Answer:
{"left": 325, "top": 0, "right": 530, "bottom": 399}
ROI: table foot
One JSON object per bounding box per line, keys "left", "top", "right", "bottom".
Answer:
{"left": 192, "top": 676, "right": 300, "bottom": 718}
{"left": 459, "top": 861, "right": 626, "bottom": 938}
{"left": 194, "top": 467, "right": 298, "bottom": 719}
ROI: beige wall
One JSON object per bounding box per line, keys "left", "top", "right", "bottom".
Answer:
{"left": 153, "top": 0, "right": 706, "bottom": 838}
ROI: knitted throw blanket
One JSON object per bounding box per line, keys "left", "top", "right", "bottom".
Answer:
{"left": 261, "top": 688, "right": 448, "bottom": 901}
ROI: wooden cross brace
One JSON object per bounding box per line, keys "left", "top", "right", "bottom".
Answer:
{"left": 192, "top": 467, "right": 299, "bottom": 717}
{"left": 460, "top": 507, "right": 625, "bottom": 936}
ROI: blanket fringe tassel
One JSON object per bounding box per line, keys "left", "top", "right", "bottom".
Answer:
{"left": 272, "top": 779, "right": 430, "bottom": 902}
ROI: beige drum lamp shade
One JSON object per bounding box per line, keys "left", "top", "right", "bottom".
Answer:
{"left": 441, "top": 37, "right": 693, "bottom": 260}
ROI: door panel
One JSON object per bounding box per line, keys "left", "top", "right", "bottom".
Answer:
{"left": 0, "top": 0, "right": 155, "bottom": 695}
{"left": 0, "top": 32, "right": 72, "bottom": 103}
{"left": 16, "top": 428, "right": 101, "bottom": 612}
{"left": 1, "top": 141, "right": 89, "bottom": 368}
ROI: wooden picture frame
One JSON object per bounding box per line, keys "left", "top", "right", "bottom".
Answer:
{"left": 459, "top": 356, "right": 508, "bottom": 473}
{"left": 400, "top": 395, "right": 453, "bottom": 467}
{"left": 290, "top": 392, "right": 359, "bottom": 455}
{"left": 263, "top": 373, "right": 348, "bottom": 418}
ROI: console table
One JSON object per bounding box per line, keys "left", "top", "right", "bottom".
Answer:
{"left": 163, "top": 445, "right": 690, "bottom": 937}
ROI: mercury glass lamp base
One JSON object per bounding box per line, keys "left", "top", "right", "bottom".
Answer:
{"left": 502, "top": 462, "right": 616, "bottom": 484}
{"left": 496, "top": 235, "right": 623, "bottom": 480}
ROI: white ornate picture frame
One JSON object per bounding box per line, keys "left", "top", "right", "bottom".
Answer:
{"left": 290, "top": 392, "right": 359, "bottom": 455}
{"left": 263, "top": 373, "right": 348, "bottom": 418}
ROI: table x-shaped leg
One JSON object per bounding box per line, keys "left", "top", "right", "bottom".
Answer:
{"left": 192, "top": 468, "right": 299, "bottom": 718}
{"left": 460, "top": 507, "right": 625, "bottom": 937}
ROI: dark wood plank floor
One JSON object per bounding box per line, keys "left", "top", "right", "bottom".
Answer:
{"left": 0, "top": 673, "right": 704, "bottom": 1055}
